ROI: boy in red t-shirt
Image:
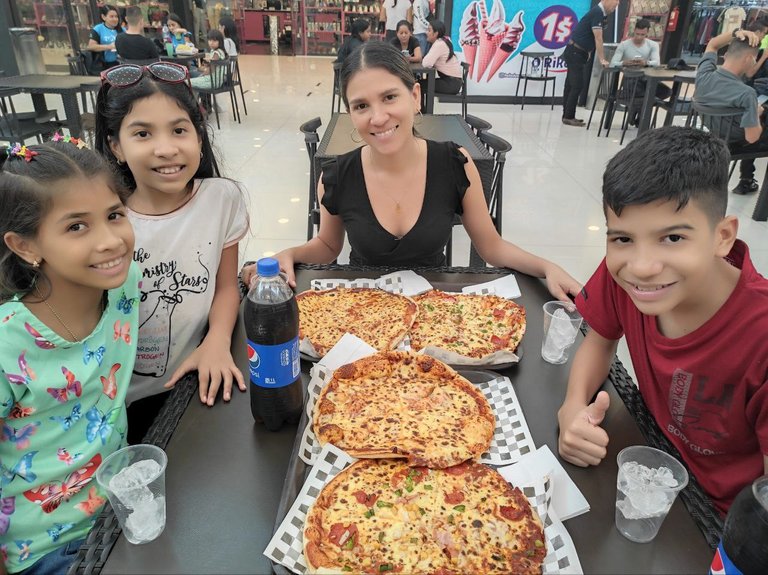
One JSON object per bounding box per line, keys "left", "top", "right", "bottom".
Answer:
{"left": 557, "top": 127, "right": 768, "bottom": 514}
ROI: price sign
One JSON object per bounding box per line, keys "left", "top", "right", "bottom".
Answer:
{"left": 534, "top": 5, "right": 578, "bottom": 50}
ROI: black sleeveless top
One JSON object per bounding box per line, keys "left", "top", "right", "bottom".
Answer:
{"left": 321, "top": 139, "right": 470, "bottom": 267}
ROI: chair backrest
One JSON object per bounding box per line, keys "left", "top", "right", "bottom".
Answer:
{"left": 668, "top": 75, "right": 696, "bottom": 115}
{"left": 688, "top": 102, "right": 743, "bottom": 143}
{"left": 596, "top": 67, "right": 621, "bottom": 102}
{"left": 67, "top": 53, "right": 89, "bottom": 76}
{"left": 230, "top": 55, "right": 242, "bottom": 86}
{"left": 299, "top": 117, "right": 323, "bottom": 239}
{"left": 478, "top": 130, "right": 511, "bottom": 235}
{"left": 465, "top": 114, "right": 492, "bottom": 138}
{"left": 332, "top": 61, "right": 342, "bottom": 115}
{"left": 460, "top": 61, "right": 469, "bottom": 119}
{"left": 208, "top": 57, "right": 230, "bottom": 90}
{"left": 616, "top": 68, "right": 645, "bottom": 105}
{"left": 0, "top": 92, "right": 20, "bottom": 140}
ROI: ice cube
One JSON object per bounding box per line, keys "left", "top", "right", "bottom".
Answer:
{"left": 650, "top": 466, "right": 679, "bottom": 488}
{"left": 617, "top": 461, "right": 676, "bottom": 519}
{"left": 109, "top": 459, "right": 162, "bottom": 510}
{"left": 125, "top": 495, "right": 166, "bottom": 542}
{"left": 542, "top": 309, "right": 578, "bottom": 361}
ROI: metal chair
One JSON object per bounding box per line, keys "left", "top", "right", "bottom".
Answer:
{"left": 687, "top": 102, "right": 768, "bottom": 221}
{"left": 195, "top": 58, "right": 241, "bottom": 129}
{"left": 230, "top": 56, "right": 248, "bottom": 117}
{"left": 331, "top": 61, "right": 342, "bottom": 115}
{"left": 613, "top": 68, "right": 646, "bottom": 145}
{"left": 459, "top": 61, "right": 470, "bottom": 119}
{"left": 0, "top": 92, "right": 61, "bottom": 144}
{"left": 652, "top": 74, "right": 695, "bottom": 128}
{"left": 67, "top": 55, "right": 95, "bottom": 144}
{"left": 300, "top": 117, "right": 322, "bottom": 240}
{"left": 515, "top": 51, "right": 556, "bottom": 110}
{"left": 465, "top": 114, "right": 492, "bottom": 138}
{"left": 587, "top": 67, "right": 621, "bottom": 133}
{"left": 445, "top": 130, "right": 511, "bottom": 266}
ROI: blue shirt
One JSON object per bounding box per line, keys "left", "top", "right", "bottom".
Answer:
{"left": 569, "top": 4, "right": 607, "bottom": 54}
{"left": 90, "top": 23, "right": 120, "bottom": 63}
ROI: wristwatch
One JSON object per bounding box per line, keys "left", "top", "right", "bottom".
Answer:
{"left": 733, "top": 28, "right": 742, "bottom": 38}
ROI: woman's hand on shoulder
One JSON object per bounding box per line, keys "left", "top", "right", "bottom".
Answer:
{"left": 543, "top": 261, "right": 582, "bottom": 302}
{"left": 164, "top": 339, "right": 245, "bottom": 406}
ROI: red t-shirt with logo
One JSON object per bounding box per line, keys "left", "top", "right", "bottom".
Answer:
{"left": 576, "top": 240, "right": 768, "bottom": 514}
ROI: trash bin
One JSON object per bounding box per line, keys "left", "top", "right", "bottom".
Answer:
{"left": 9, "top": 28, "right": 46, "bottom": 75}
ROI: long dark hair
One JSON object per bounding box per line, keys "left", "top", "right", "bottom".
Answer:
{"left": 340, "top": 41, "right": 416, "bottom": 109}
{"left": 207, "top": 29, "right": 225, "bottom": 48}
{"left": 430, "top": 19, "right": 455, "bottom": 60}
{"left": 166, "top": 12, "right": 185, "bottom": 28}
{"left": 350, "top": 18, "right": 371, "bottom": 41}
{"left": 219, "top": 16, "right": 240, "bottom": 52}
{"left": 95, "top": 73, "right": 219, "bottom": 192}
{"left": 0, "top": 142, "right": 126, "bottom": 301}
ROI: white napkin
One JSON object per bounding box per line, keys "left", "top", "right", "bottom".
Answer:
{"left": 462, "top": 274, "right": 522, "bottom": 299}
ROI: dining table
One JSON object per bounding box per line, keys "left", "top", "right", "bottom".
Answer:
{"left": 636, "top": 68, "right": 696, "bottom": 134}
{"left": 74, "top": 264, "right": 715, "bottom": 575}
{"left": 0, "top": 74, "right": 101, "bottom": 138}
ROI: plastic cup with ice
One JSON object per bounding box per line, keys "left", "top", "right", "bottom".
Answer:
{"left": 541, "top": 301, "right": 583, "bottom": 364}
{"left": 96, "top": 444, "right": 168, "bottom": 544}
{"left": 615, "top": 446, "right": 689, "bottom": 543}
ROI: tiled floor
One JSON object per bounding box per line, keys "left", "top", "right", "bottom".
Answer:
{"left": 17, "top": 55, "right": 768, "bottom": 371}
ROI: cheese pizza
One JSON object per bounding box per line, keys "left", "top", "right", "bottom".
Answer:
{"left": 313, "top": 351, "right": 495, "bottom": 468}
{"left": 409, "top": 290, "right": 526, "bottom": 360}
{"left": 304, "top": 459, "right": 546, "bottom": 574}
{"left": 296, "top": 288, "right": 418, "bottom": 357}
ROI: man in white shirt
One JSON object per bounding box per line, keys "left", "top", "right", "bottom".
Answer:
{"left": 610, "top": 18, "right": 671, "bottom": 123}
{"left": 412, "top": 0, "right": 430, "bottom": 56}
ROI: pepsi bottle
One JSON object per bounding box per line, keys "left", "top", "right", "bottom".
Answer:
{"left": 245, "top": 258, "right": 303, "bottom": 431}
{"left": 709, "top": 475, "right": 768, "bottom": 575}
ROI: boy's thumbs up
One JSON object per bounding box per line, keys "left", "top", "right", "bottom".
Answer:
{"left": 585, "top": 391, "right": 610, "bottom": 426}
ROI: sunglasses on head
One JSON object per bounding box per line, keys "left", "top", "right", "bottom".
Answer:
{"left": 100, "top": 62, "right": 190, "bottom": 89}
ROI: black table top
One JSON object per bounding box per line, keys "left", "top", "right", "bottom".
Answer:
{"left": 0, "top": 74, "right": 101, "bottom": 93}
{"left": 100, "top": 267, "right": 711, "bottom": 574}
{"left": 316, "top": 113, "right": 492, "bottom": 163}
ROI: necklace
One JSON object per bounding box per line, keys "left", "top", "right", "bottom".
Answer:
{"left": 34, "top": 285, "right": 104, "bottom": 342}
{"left": 370, "top": 139, "right": 424, "bottom": 213}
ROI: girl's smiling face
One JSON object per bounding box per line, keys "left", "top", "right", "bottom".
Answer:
{"left": 109, "top": 92, "right": 202, "bottom": 203}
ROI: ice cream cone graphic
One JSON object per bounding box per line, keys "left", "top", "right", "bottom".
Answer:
{"left": 485, "top": 11, "right": 525, "bottom": 83}
{"left": 459, "top": 2, "right": 480, "bottom": 80}
{"left": 477, "top": 0, "right": 506, "bottom": 81}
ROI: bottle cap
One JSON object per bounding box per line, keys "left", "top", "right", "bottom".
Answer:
{"left": 257, "top": 257, "right": 280, "bottom": 277}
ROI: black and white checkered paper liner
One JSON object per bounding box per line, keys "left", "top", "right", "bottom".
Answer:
{"left": 309, "top": 275, "right": 404, "bottom": 294}
{"left": 298, "top": 365, "right": 535, "bottom": 467}
{"left": 264, "top": 444, "right": 582, "bottom": 575}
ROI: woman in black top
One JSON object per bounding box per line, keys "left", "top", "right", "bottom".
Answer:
{"left": 242, "top": 43, "right": 580, "bottom": 301}
{"left": 390, "top": 20, "right": 422, "bottom": 63}
{"left": 335, "top": 19, "right": 371, "bottom": 63}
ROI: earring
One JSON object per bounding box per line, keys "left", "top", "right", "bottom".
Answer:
{"left": 200, "top": 150, "right": 204, "bottom": 159}
{"left": 31, "top": 259, "right": 40, "bottom": 268}
{"left": 116, "top": 158, "right": 125, "bottom": 165}
{"left": 350, "top": 128, "right": 363, "bottom": 144}
{"left": 414, "top": 108, "right": 423, "bottom": 126}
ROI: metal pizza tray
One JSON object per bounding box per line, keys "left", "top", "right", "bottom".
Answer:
{"left": 270, "top": 369, "right": 502, "bottom": 575}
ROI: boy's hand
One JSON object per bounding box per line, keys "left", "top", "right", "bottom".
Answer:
{"left": 558, "top": 391, "right": 611, "bottom": 467}
{"left": 165, "top": 340, "right": 246, "bottom": 406}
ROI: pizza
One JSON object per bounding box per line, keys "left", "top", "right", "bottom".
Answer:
{"left": 313, "top": 351, "right": 495, "bottom": 468}
{"left": 409, "top": 290, "right": 526, "bottom": 360}
{"left": 296, "top": 288, "right": 418, "bottom": 357}
{"left": 304, "top": 459, "right": 546, "bottom": 575}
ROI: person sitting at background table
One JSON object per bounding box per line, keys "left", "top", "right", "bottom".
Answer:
{"left": 88, "top": 4, "right": 122, "bottom": 70}
{"left": 557, "top": 126, "right": 768, "bottom": 516}
{"left": 115, "top": 5, "right": 160, "bottom": 61}
{"left": 166, "top": 12, "right": 195, "bottom": 51}
{"left": 380, "top": 0, "right": 412, "bottom": 41}
{"left": 335, "top": 19, "right": 371, "bottom": 64}
{"left": 391, "top": 20, "right": 422, "bottom": 63}
{"left": 219, "top": 16, "right": 240, "bottom": 57}
{"left": 190, "top": 30, "right": 228, "bottom": 90}
{"left": 422, "top": 20, "right": 463, "bottom": 95}
{"left": 241, "top": 42, "right": 580, "bottom": 302}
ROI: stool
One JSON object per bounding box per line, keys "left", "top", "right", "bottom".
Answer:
{"left": 515, "top": 50, "right": 556, "bottom": 110}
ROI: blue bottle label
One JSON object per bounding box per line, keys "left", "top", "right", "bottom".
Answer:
{"left": 247, "top": 337, "right": 300, "bottom": 388}
{"left": 710, "top": 541, "right": 744, "bottom": 575}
